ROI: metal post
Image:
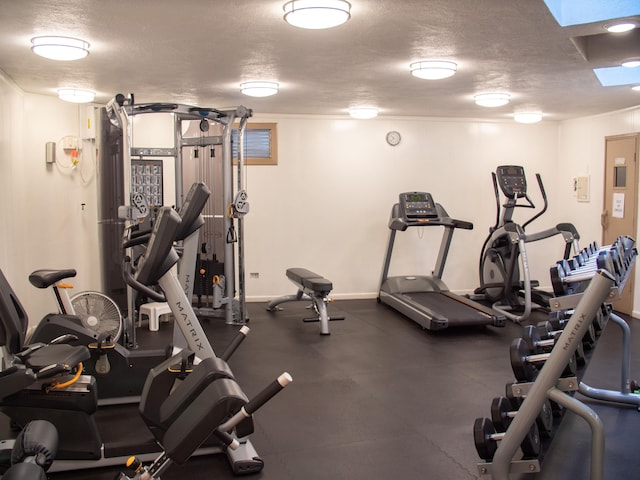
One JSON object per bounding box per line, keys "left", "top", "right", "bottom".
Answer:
{"left": 221, "top": 112, "right": 236, "bottom": 325}
{"left": 548, "top": 387, "right": 604, "bottom": 480}
{"left": 236, "top": 111, "right": 249, "bottom": 324}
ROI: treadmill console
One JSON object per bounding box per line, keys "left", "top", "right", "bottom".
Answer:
{"left": 399, "top": 192, "right": 438, "bottom": 219}
{"left": 496, "top": 165, "right": 527, "bottom": 198}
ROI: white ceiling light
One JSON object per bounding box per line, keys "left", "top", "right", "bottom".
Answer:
{"left": 605, "top": 21, "right": 637, "bottom": 33}
{"left": 31, "top": 36, "right": 90, "bottom": 61}
{"left": 513, "top": 107, "right": 543, "bottom": 124}
{"left": 240, "top": 81, "right": 279, "bottom": 97}
{"left": 58, "top": 88, "right": 95, "bottom": 103}
{"left": 474, "top": 92, "right": 511, "bottom": 107}
{"left": 622, "top": 59, "right": 640, "bottom": 68}
{"left": 283, "top": 0, "right": 351, "bottom": 29}
{"left": 632, "top": 85, "right": 640, "bottom": 91}
{"left": 410, "top": 61, "right": 457, "bottom": 80}
{"left": 348, "top": 107, "right": 379, "bottom": 119}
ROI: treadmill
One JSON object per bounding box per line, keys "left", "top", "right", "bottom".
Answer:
{"left": 378, "top": 192, "right": 506, "bottom": 330}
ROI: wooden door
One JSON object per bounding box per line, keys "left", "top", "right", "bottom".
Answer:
{"left": 602, "top": 133, "right": 639, "bottom": 315}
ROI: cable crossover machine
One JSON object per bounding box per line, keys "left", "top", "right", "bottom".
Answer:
{"left": 96, "top": 93, "right": 253, "bottom": 350}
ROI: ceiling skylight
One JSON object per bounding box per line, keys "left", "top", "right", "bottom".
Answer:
{"left": 593, "top": 66, "right": 640, "bottom": 87}
{"left": 543, "top": 0, "right": 639, "bottom": 27}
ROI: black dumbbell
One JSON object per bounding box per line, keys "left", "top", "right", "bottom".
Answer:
{"left": 473, "top": 416, "right": 541, "bottom": 461}
{"left": 522, "top": 325, "right": 585, "bottom": 366}
{"left": 510, "top": 337, "right": 577, "bottom": 382}
{"left": 506, "top": 381, "right": 564, "bottom": 418}
{"left": 544, "top": 318, "right": 597, "bottom": 350}
{"left": 490, "top": 396, "right": 554, "bottom": 438}
{"left": 592, "top": 306, "right": 606, "bottom": 333}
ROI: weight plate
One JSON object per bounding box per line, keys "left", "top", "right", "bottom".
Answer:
{"left": 490, "top": 396, "right": 512, "bottom": 432}
{"left": 522, "top": 325, "right": 542, "bottom": 353}
{"left": 562, "top": 352, "right": 578, "bottom": 378}
{"left": 520, "top": 422, "right": 541, "bottom": 459}
{"left": 473, "top": 417, "right": 498, "bottom": 461}
{"left": 510, "top": 338, "right": 538, "bottom": 382}
{"left": 536, "top": 399, "right": 554, "bottom": 438}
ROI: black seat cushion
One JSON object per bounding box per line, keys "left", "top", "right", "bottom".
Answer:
{"left": 23, "top": 344, "right": 90, "bottom": 371}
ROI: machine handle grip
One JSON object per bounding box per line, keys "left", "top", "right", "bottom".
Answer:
{"left": 243, "top": 372, "right": 293, "bottom": 416}
{"left": 217, "top": 372, "right": 293, "bottom": 432}
{"left": 212, "top": 429, "right": 240, "bottom": 450}
{"left": 14, "top": 343, "right": 46, "bottom": 362}
{"left": 219, "top": 326, "right": 250, "bottom": 362}
{"left": 36, "top": 363, "right": 68, "bottom": 379}
{"left": 48, "top": 334, "right": 79, "bottom": 345}
{"left": 452, "top": 219, "right": 473, "bottom": 230}
{"left": 122, "top": 232, "right": 152, "bottom": 249}
{"left": 122, "top": 257, "right": 165, "bottom": 302}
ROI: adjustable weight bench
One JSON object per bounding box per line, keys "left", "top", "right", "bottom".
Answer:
{"left": 266, "top": 268, "right": 344, "bottom": 335}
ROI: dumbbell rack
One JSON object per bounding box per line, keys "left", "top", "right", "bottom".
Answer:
{"left": 476, "top": 237, "right": 637, "bottom": 480}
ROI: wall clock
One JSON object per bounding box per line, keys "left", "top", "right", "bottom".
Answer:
{"left": 386, "top": 131, "right": 401, "bottom": 146}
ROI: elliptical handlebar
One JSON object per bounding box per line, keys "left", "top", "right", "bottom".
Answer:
{"left": 521, "top": 173, "right": 549, "bottom": 230}
{"left": 122, "top": 256, "right": 165, "bottom": 303}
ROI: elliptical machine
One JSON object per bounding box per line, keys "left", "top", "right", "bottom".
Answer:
{"left": 475, "top": 165, "right": 580, "bottom": 323}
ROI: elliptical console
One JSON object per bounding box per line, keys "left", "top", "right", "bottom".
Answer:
{"left": 496, "top": 166, "right": 528, "bottom": 199}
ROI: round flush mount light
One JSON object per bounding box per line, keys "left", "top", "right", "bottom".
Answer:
{"left": 474, "top": 92, "right": 511, "bottom": 107}
{"left": 31, "top": 36, "right": 90, "bottom": 61}
{"left": 57, "top": 88, "right": 95, "bottom": 103}
{"left": 513, "top": 107, "right": 543, "bottom": 124}
{"left": 240, "top": 81, "right": 279, "bottom": 97}
{"left": 283, "top": 0, "right": 351, "bottom": 29}
{"left": 605, "top": 22, "right": 637, "bottom": 33}
{"left": 410, "top": 61, "right": 457, "bottom": 80}
{"left": 622, "top": 58, "right": 640, "bottom": 68}
{"left": 348, "top": 107, "right": 379, "bottom": 119}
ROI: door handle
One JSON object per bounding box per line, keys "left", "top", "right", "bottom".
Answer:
{"left": 601, "top": 209, "right": 609, "bottom": 230}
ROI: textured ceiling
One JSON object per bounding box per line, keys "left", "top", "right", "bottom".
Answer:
{"left": 0, "top": 0, "right": 638, "bottom": 121}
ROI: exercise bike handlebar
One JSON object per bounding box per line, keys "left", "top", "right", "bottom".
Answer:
{"left": 122, "top": 232, "right": 152, "bottom": 249}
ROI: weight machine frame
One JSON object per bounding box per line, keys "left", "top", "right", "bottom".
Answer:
{"left": 104, "top": 95, "right": 252, "bottom": 349}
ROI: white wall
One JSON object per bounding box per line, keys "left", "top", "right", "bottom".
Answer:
{"left": 555, "top": 106, "right": 640, "bottom": 316}
{"left": 1, "top": 75, "right": 638, "bottom": 323}
{"left": 0, "top": 71, "right": 24, "bottom": 283}
{"left": 0, "top": 83, "right": 101, "bottom": 323}
{"left": 243, "top": 115, "right": 563, "bottom": 300}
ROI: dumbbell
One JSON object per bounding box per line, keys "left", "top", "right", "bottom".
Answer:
{"left": 510, "top": 337, "right": 577, "bottom": 382}
{"left": 544, "top": 317, "right": 597, "bottom": 350}
{"left": 551, "top": 251, "right": 619, "bottom": 296}
{"left": 506, "top": 382, "right": 564, "bottom": 417}
{"left": 490, "top": 396, "right": 554, "bottom": 438}
{"left": 473, "top": 416, "right": 541, "bottom": 461}
{"left": 522, "top": 325, "right": 585, "bottom": 366}
{"left": 592, "top": 305, "right": 608, "bottom": 332}
{"left": 552, "top": 307, "right": 605, "bottom": 335}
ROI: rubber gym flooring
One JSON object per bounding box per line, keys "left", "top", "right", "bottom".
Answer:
{"left": 7, "top": 299, "right": 640, "bottom": 479}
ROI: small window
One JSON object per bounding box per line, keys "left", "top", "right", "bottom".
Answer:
{"left": 232, "top": 122, "right": 277, "bottom": 165}
{"left": 614, "top": 166, "right": 626, "bottom": 187}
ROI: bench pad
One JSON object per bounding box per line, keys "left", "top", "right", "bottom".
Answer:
{"left": 286, "top": 268, "right": 332, "bottom": 294}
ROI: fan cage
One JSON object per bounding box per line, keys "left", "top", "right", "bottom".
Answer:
{"left": 70, "top": 291, "right": 123, "bottom": 342}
